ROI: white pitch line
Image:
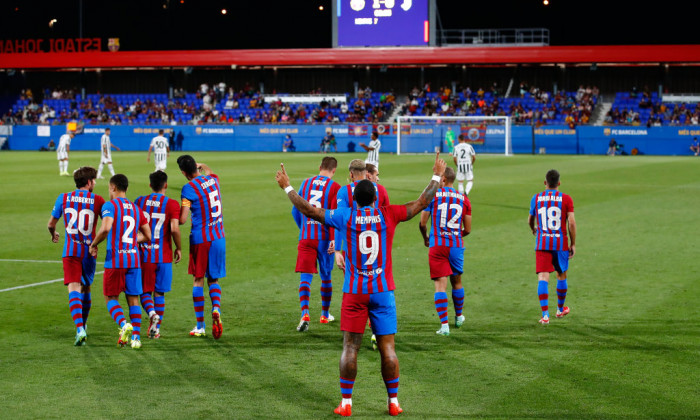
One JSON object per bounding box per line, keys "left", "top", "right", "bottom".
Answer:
{"left": 0, "top": 259, "right": 104, "bottom": 265}
{"left": 0, "top": 271, "right": 105, "bottom": 293}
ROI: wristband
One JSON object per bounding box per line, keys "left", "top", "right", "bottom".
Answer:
{"left": 431, "top": 175, "right": 442, "bottom": 183}
{"left": 284, "top": 186, "right": 294, "bottom": 194}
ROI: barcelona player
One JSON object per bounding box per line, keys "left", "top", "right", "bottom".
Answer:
{"left": 134, "top": 171, "right": 182, "bottom": 339}
{"left": 48, "top": 166, "right": 105, "bottom": 346}
{"left": 277, "top": 152, "right": 446, "bottom": 417}
{"left": 177, "top": 155, "right": 226, "bottom": 339}
{"left": 90, "top": 174, "right": 151, "bottom": 349}
{"left": 418, "top": 167, "right": 471, "bottom": 336}
{"left": 528, "top": 169, "right": 577, "bottom": 325}
{"left": 291, "top": 157, "right": 340, "bottom": 332}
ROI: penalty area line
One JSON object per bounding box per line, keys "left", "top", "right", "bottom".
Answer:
{"left": 0, "top": 271, "right": 105, "bottom": 293}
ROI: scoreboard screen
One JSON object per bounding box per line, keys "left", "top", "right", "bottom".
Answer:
{"left": 335, "top": 0, "right": 430, "bottom": 47}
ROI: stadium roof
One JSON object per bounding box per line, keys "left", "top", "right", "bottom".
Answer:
{"left": 4, "top": 45, "right": 700, "bottom": 70}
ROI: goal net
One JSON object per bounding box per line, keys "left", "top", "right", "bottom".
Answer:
{"left": 395, "top": 115, "right": 512, "bottom": 156}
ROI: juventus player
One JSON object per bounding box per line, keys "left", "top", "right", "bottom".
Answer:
{"left": 359, "top": 131, "right": 381, "bottom": 169}
{"left": 97, "top": 128, "right": 120, "bottom": 179}
{"left": 452, "top": 134, "right": 476, "bottom": 195}
{"left": 56, "top": 131, "right": 75, "bottom": 176}
{"left": 148, "top": 129, "right": 170, "bottom": 171}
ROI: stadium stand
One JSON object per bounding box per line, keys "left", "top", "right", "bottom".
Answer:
{"left": 607, "top": 91, "right": 700, "bottom": 127}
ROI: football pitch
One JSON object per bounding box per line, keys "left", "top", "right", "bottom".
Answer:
{"left": 0, "top": 150, "right": 698, "bottom": 419}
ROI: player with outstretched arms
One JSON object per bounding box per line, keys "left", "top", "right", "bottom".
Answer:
{"left": 528, "top": 169, "right": 576, "bottom": 325}
{"left": 291, "top": 157, "right": 341, "bottom": 332}
{"left": 148, "top": 129, "right": 170, "bottom": 171}
{"left": 418, "top": 167, "right": 471, "bottom": 336}
{"left": 359, "top": 131, "right": 381, "bottom": 168}
{"left": 178, "top": 155, "right": 226, "bottom": 339}
{"left": 452, "top": 134, "right": 476, "bottom": 195}
{"left": 48, "top": 166, "right": 105, "bottom": 346}
{"left": 134, "top": 170, "right": 182, "bottom": 339}
{"left": 90, "top": 174, "right": 152, "bottom": 349}
{"left": 56, "top": 131, "right": 75, "bottom": 176}
{"left": 97, "top": 127, "right": 120, "bottom": 179}
{"left": 277, "top": 152, "right": 446, "bottom": 417}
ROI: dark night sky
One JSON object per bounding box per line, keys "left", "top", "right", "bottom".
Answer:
{"left": 1, "top": 0, "right": 699, "bottom": 50}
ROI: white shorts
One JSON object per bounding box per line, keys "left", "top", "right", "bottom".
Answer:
{"left": 57, "top": 151, "right": 68, "bottom": 160}
{"left": 101, "top": 154, "right": 112, "bottom": 164}
{"left": 154, "top": 153, "right": 167, "bottom": 171}
{"left": 456, "top": 171, "right": 473, "bottom": 182}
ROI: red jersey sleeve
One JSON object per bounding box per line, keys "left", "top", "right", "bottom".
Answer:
{"left": 140, "top": 210, "right": 149, "bottom": 226}
{"left": 563, "top": 194, "right": 574, "bottom": 213}
{"left": 384, "top": 204, "right": 408, "bottom": 226}
{"left": 166, "top": 198, "right": 181, "bottom": 221}
{"left": 95, "top": 195, "right": 105, "bottom": 218}
{"left": 328, "top": 182, "right": 341, "bottom": 241}
{"left": 463, "top": 197, "right": 472, "bottom": 216}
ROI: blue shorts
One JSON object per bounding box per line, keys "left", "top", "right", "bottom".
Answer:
{"left": 295, "top": 239, "right": 334, "bottom": 280}
{"left": 428, "top": 246, "right": 464, "bottom": 279}
{"left": 62, "top": 255, "right": 96, "bottom": 286}
{"left": 536, "top": 250, "right": 570, "bottom": 274}
{"left": 189, "top": 238, "right": 226, "bottom": 280}
{"left": 341, "top": 290, "right": 397, "bottom": 336}
{"left": 142, "top": 262, "right": 173, "bottom": 294}
{"left": 103, "top": 267, "right": 143, "bottom": 296}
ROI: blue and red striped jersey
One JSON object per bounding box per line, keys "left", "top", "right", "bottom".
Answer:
{"left": 296, "top": 175, "right": 340, "bottom": 241}
{"left": 134, "top": 193, "right": 180, "bottom": 263}
{"left": 529, "top": 189, "right": 574, "bottom": 251}
{"left": 335, "top": 181, "right": 390, "bottom": 251}
{"left": 181, "top": 174, "right": 225, "bottom": 245}
{"left": 51, "top": 190, "right": 105, "bottom": 258}
{"left": 325, "top": 205, "right": 408, "bottom": 294}
{"left": 425, "top": 187, "right": 471, "bottom": 248}
{"left": 101, "top": 197, "right": 147, "bottom": 269}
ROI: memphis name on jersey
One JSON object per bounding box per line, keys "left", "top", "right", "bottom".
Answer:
{"left": 529, "top": 190, "right": 574, "bottom": 251}
{"left": 297, "top": 175, "right": 339, "bottom": 241}
{"left": 102, "top": 197, "right": 145, "bottom": 269}
{"left": 182, "top": 175, "right": 225, "bottom": 244}
{"left": 325, "top": 205, "right": 407, "bottom": 295}
{"left": 427, "top": 188, "right": 470, "bottom": 248}
{"left": 135, "top": 193, "right": 179, "bottom": 263}
{"left": 52, "top": 190, "right": 105, "bottom": 258}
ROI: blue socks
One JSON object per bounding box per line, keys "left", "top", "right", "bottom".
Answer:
{"left": 193, "top": 286, "right": 205, "bottom": 329}
{"left": 299, "top": 273, "right": 312, "bottom": 317}
{"left": 434, "top": 292, "right": 449, "bottom": 324}
{"left": 538, "top": 280, "right": 549, "bottom": 318}
{"left": 451, "top": 288, "right": 465, "bottom": 317}
{"left": 68, "top": 291, "right": 83, "bottom": 331}
{"left": 556, "top": 279, "right": 568, "bottom": 312}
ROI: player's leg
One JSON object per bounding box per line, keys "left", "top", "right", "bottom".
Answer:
{"left": 104, "top": 269, "right": 132, "bottom": 346}
{"left": 296, "top": 240, "right": 319, "bottom": 330}
{"left": 62, "top": 257, "right": 86, "bottom": 345}
{"left": 80, "top": 255, "right": 96, "bottom": 334}
{"left": 335, "top": 293, "right": 370, "bottom": 415}
{"left": 140, "top": 262, "right": 159, "bottom": 338}
{"left": 96, "top": 161, "right": 105, "bottom": 178}
{"left": 456, "top": 171, "right": 465, "bottom": 194}
{"left": 207, "top": 238, "right": 226, "bottom": 339}
{"left": 318, "top": 240, "right": 334, "bottom": 323}
{"left": 429, "top": 246, "right": 452, "bottom": 335}
{"left": 125, "top": 268, "right": 144, "bottom": 348}
{"left": 188, "top": 242, "right": 210, "bottom": 336}
{"left": 107, "top": 160, "right": 115, "bottom": 176}
{"left": 433, "top": 277, "right": 450, "bottom": 335}
{"left": 370, "top": 291, "right": 402, "bottom": 415}
{"left": 536, "top": 251, "right": 553, "bottom": 324}
{"left": 465, "top": 174, "right": 474, "bottom": 195}
{"left": 153, "top": 263, "right": 172, "bottom": 338}
{"left": 154, "top": 292, "right": 165, "bottom": 337}
{"left": 554, "top": 251, "right": 570, "bottom": 318}
{"left": 448, "top": 247, "right": 466, "bottom": 328}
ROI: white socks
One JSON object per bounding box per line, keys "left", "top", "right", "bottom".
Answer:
{"left": 458, "top": 182, "right": 465, "bottom": 194}
{"left": 465, "top": 181, "right": 473, "bottom": 195}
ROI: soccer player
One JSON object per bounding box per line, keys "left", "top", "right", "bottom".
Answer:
{"left": 148, "top": 129, "right": 170, "bottom": 171}
{"left": 56, "top": 131, "right": 74, "bottom": 176}
{"left": 134, "top": 170, "right": 182, "bottom": 339}
{"left": 47, "top": 166, "right": 105, "bottom": 346}
{"left": 418, "top": 167, "right": 472, "bottom": 336}
{"left": 452, "top": 134, "right": 476, "bottom": 195}
{"left": 178, "top": 155, "right": 226, "bottom": 339}
{"left": 528, "top": 169, "right": 577, "bottom": 325}
{"left": 90, "top": 174, "right": 151, "bottom": 349}
{"left": 690, "top": 137, "right": 700, "bottom": 156}
{"left": 359, "top": 131, "right": 381, "bottom": 168}
{"left": 97, "top": 127, "right": 120, "bottom": 179}
{"left": 276, "top": 152, "right": 446, "bottom": 417}
{"left": 445, "top": 126, "right": 455, "bottom": 155}
{"left": 291, "top": 157, "right": 341, "bottom": 332}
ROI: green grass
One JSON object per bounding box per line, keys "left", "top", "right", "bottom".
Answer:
{"left": 0, "top": 151, "right": 699, "bottom": 419}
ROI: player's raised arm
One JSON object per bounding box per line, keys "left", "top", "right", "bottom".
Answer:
{"left": 197, "top": 163, "right": 212, "bottom": 176}
{"left": 403, "top": 152, "right": 446, "bottom": 220}
{"left": 276, "top": 163, "right": 325, "bottom": 224}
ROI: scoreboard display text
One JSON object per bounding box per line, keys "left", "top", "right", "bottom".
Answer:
{"left": 336, "top": 0, "right": 429, "bottom": 47}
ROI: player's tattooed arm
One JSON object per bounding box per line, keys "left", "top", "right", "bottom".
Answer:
{"left": 276, "top": 163, "right": 325, "bottom": 224}
{"left": 405, "top": 152, "right": 446, "bottom": 220}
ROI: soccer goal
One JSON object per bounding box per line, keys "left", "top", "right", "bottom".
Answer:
{"left": 395, "top": 115, "right": 512, "bottom": 156}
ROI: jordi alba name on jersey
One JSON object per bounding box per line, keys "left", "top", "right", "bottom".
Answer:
{"left": 529, "top": 190, "right": 574, "bottom": 251}
{"left": 297, "top": 175, "right": 339, "bottom": 241}
{"left": 427, "top": 187, "right": 471, "bottom": 248}
{"left": 181, "top": 174, "right": 225, "bottom": 245}
{"left": 51, "top": 190, "right": 105, "bottom": 258}
{"left": 102, "top": 197, "right": 146, "bottom": 269}
{"left": 325, "top": 205, "right": 407, "bottom": 295}
{"left": 135, "top": 193, "right": 180, "bottom": 263}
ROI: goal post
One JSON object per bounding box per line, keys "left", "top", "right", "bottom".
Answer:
{"left": 395, "top": 115, "right": 512, "bottom": 156}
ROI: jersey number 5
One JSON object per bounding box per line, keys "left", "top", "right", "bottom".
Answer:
{"left": 209, "top": 190, "right": 222, "bottom": 218}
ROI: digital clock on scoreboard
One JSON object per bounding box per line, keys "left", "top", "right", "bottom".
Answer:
{"left": 333, "top": 0, "right": 432, "bottom": 47}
